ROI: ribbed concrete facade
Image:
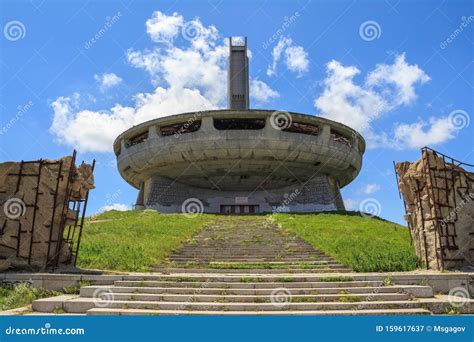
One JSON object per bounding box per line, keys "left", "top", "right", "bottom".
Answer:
{"left": 113, "top": 110, "right": 365, "bottom": 213}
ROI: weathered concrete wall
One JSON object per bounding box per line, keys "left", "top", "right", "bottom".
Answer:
{"left": 114, "top": 110, "right": 365, "bottom": 191}
{"left": 144, "top": 175, "right": 344, "bottom": 213}
{"left": 396, "top": 150, "right": 474, "bottom": 271}
{"left": 0, "top": 156, "right": 94, "bottom": 271}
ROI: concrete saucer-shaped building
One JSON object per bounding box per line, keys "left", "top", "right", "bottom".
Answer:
{"left": 114, "top": 37, "right": 365, "bottom": 214}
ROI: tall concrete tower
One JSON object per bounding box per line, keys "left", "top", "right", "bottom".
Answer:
{"left": 227, "top": 37, "right": 249, "bottom": 110}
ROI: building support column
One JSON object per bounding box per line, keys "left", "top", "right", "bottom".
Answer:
{"left": 135, "top": 182, "right": 145, "bottom": 210}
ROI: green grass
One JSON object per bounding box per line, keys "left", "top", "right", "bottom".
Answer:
{"left": 319, "top": 276, "right": 354, "bottom": 282}
{"left": 77, "top": 210, "right": 215, "bottom": 272}
{"left": 273, "top": 212, "right": 418, "bottom": 272}
{"left": 0, "top": 283, "right": 62, "bottom": 311}
{"left": 338, "top": 296, "right": 363, "bottom": 303}
{"left": 208, "top": 261, "right": 326, "bottom": 270}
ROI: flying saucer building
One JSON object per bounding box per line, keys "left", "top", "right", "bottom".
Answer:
{"left": 114, "top": 37, "right": 365, "bottom": 214}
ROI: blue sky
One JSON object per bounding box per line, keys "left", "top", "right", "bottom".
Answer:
{"left": 1, "top": 0, "right": 472, "bottom": 224}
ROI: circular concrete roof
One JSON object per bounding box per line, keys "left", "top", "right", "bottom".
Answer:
{"left": 114, "top": 109, "right": 365, "bottom": 191}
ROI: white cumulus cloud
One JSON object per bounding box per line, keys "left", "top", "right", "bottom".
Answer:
{"left": 267, "top": 36, "right": 309, "bottom": 77}
{"left": 391, "top": 116, "right": 459, "bottom": 149}
{"left": 312, "top": 54, "right": 456, "bottom": 149}
{"left": 101, "top": 203, "right": 130, "bottom": 212}
{"left": 250, "top": 79, "right": 279, "bottom": 104}
{"left": 364, "top": 183, "right": 381, "bottom": 194}
{"left": 146, "top": 11, "right": 184, "bottom": 44}
{"left": 50, "top": 11, "right": 278, "bottom": 153}
{"left": 94, "top": 72, "right": 123, "bottom": 91}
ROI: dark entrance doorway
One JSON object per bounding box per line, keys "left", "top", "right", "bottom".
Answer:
{"left": 220, "top": 205, "right": 259, "bottom": 214}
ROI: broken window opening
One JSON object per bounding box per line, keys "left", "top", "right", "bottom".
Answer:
{"left": 283, "top": 122, "right": 320, "bottom": 136}
{"left": 127, "top": 131, "right": 148, "bottom": 147}
{"left": 214, "top": 118, "right": 265, "bottom": 130}
{"left": 160, "top": 120, "right": 201, "bottom": 136}
{"left": 331, "top": 130, "right": 352, "bottom": 147}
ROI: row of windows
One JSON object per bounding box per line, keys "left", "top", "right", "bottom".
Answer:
{"left": 120, "top": 118, "right": 354, "bottom": 154}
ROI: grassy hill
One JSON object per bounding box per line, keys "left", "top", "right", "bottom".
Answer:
{"left": 76, "top": 210, "right": 418, "bottom": 272}
{"left": 77, "top": 210, "right": 215, "bottom": 272}
{"left": 273, "top": 212, "right": 418, "bottom": 272}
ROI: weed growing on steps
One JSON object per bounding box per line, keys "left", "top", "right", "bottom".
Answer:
{"left": 275, "top": 277, "right": 295, "bottom": 283}
{"left": 383, "top": 277, "right": 394, "bottom": 286}
{"left": 446, "top": 305, "right": 461, "bottom": 315}
{"left": 0, "top": 283, "right": 62, "bottom": 311}
{"left": 52, "top": 306, "right": 66, "bottom": 314}
{"left": 338, "top": 296, "right": 362, "bottom": 303}
{"left": 319, "top": 276, "right": 353, "bottom": 282}
{"left": 253, "top": 298, "right": 268, "bottom": 303}
{"left": 239, "top": 277, "right": 264, "bottom": 283}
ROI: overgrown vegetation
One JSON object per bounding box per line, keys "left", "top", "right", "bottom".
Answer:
{"left": 319, "top": 276, "right": 354, "bottom": 282}
{"left": 75, "top": 210, "right": 417, "bottom": 273}
{"left": 0, "top": 283, "right": 61, "bottom": 311}
{"left": 77, "top": 210, "right": 215, "bottom": 272}
{"left": 273, "top": 212, "right": 418, "bottom": 272}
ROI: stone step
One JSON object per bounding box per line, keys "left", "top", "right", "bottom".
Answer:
{"left": 118, "top": 275, "right": 359, "bottom": 282}
{"left": 171, "top": 250, "right": 324, "bottom": 255}
{"left": 152, "top": 268, "right": 350, "bottom": 274}
{"left": 78, "top": 292, "right": 411, "bottom": 303}
{"left": 169, "top": 257, "right": 337, "bottom": 262}
{"left": 180, "top": 245, "right": 316, "bottom": 248}
{"left": 161, "top": 263, "right": 346, "bottom": 268}
{"left": 87, "top": 308, "right": 432, "bottom": 316}
{"left": 170, "top": 247, "right": 324, "bottom": 251}
{"left": 114, "top": 280, "right": 384, "bottom": 289}
{"left": 80, "top": 285, "right": 434, "bottom": 297}
{"left": 162, "top": 262, "right": 346, "bottom": 268}
{"left": 169, "top": 255, "right": 327, "bottom": 260}
{"left": 33, "top": 297, "right": 427, "bottom": 313}
{"left": 167, "top": 260, "right": 338, "bottom": 265}
{"left": 172, "top": 261, "right": 342, "bottom": 266}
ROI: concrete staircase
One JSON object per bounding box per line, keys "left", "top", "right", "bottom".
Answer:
{"left": 157, "top": 216, "right": 350, "bottom": 273}
{"left": 31, "top": 217, "right": 471, "bottom": 315}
